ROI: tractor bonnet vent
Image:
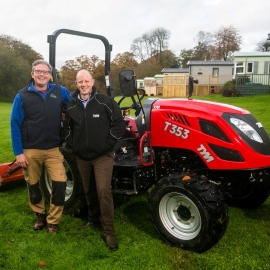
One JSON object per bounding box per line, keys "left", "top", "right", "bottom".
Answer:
{"left": 166, "top": 112, "right": 191, "bottom": 126}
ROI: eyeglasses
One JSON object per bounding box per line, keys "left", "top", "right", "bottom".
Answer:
{"left": 34, "top": 70, "right": 51, "bottom": 75}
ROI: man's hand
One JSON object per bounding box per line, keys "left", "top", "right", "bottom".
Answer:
{"left": 16, "top": 153, "right": 28, "bottom": 168}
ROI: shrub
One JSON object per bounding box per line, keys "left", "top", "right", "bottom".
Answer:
{"left": 221, "top": 79, "right": 240, "bottom": 97}
{"left": 222, "top": 88, "right": 234, "bottom": 97}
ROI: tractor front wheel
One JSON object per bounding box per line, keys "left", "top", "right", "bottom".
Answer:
{"left": 148, "top": 173, "right": 228, "bottom": 252}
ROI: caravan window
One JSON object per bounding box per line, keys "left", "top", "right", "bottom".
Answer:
{"left": 246, "top": 62, "right": 254, "bottom": 73}
{"left": 212, "top": 68, "right": 219, "bottom": 76}
{"left": 236, "top": 62, "right": 244, "bottom": 74}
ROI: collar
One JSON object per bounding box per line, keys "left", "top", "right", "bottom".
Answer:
{"left": 77, "top": 93, "right": 91, "bottom": 108}
{"left": 77, "top": 93, "right": 90, "bottom": 103}
{"left": 28, "top": 82, "right": 55, "bottom": 93}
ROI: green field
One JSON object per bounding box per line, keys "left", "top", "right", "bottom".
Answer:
{"left": 0, "top": 94, "right": 270, "bottom": 270}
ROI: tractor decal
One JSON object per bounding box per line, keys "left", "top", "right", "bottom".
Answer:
{"left": 164, "top": 121, "right": 190, "bottom": 139}
{"left": 197, "top": 144, "right": 214, "bottom": 163}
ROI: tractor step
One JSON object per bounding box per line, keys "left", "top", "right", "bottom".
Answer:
{"left": 113, "top": 160, "right": 142, "bottom": 167}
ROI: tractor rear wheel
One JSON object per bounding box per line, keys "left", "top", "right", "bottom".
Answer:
{"left": 40, "top": 147, "right": 85, "bottom": 216}
{"left": 148, "top": 173, "right": 228, "bottom": 253}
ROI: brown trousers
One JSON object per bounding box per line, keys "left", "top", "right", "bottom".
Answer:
{"left": 23, "top": 148, "right": 66, "bottom": 224}
{"left": 77, "top": 151, "right": 115, "bottom": 236}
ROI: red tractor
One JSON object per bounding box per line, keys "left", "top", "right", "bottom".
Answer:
{"left": 1, "top": 29, "right": 270, "bottom": 252}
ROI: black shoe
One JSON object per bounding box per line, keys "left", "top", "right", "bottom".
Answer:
{"left": 47, "top": 224, "right": 59, "bottom": 234}
{"left": 77, "top": 221, "right": 101, "bottom": 230}
{"left": 34, "top": 213, "right": 46, "bottom": 230}
{"left": 104, "top": 234, "right": 118, "bottom": 251}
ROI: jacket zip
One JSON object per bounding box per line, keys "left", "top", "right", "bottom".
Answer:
{"left": 84, "top": 108, "right": 89, "bottom": 149}
{"left": 28, "top": 90, "right": 49, "bottom": 149}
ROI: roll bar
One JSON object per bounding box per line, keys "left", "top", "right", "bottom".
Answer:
{"left": 47, "top": 29, "right": 114, "bottom": 97}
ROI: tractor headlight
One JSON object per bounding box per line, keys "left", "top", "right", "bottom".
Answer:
{"left": 230, "top": 117, "right": 263, "bottom": 143}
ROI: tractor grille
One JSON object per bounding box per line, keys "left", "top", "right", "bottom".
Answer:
{"left": 166, "top": 112, "right": 191, "bottom": 126}
{"left": 208, "top": 143, "right": 244, "bottom": 162}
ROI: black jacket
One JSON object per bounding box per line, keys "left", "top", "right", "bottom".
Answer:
{"left": 63, "top": 87, "right": 126, "bottom": 161}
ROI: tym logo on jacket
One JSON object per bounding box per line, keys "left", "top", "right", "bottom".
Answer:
{"left": 50, "top": 93, "right": 57, "bottom": 98}
{"left": 93, "top": 114, "right": 99, "bottom": 118}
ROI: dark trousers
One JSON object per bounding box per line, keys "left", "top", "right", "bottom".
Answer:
{"left": 77, "top": 152, "right": 115, "bottom": 236}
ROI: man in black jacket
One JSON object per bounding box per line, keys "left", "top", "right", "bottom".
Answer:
{"left": 63, "top": 69, "right": 126, "bottom": 250}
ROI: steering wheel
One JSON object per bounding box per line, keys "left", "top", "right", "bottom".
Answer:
{"left": 118, "top": 88, "right": 145, "bottom": 111}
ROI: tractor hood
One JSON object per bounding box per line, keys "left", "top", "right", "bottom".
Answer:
{"left": 152, "top": 98, "right": 250, "bottom": 116}
{"left": 148, "top": 98, "right": 270, "bottom": 170}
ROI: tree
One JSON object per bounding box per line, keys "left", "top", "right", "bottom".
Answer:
{"left": 213, "top": 25, "right": 242, "bottom": 60}
{"left": 193, "top": 42, "right": 211, "bottom": 60}
{"left": 179, "top": 49, "right": 194, "bottom": 68}
{"left": 92, "top": 60, "right": 107, "bottom": 94}
{"left": 255, "top": 39, "right": 270, "bottom": 52}
{"left": 0, "top": 34, "right": 43, "bottom": 99}
{"left": 180, "top": 26, "right": 242, "bottom": 61}
{"left": 152, "top": 27, "right": 171, "bottom": 67}
{"left": 130, "top": 27, "right": 171, "bottom": 67}
{"left": 110, "top": 52, "right": 138, "bottom": 95}
{"left": 160, "top": 50, "right": 180, "bottom": 68}
{"left": 130, "top": 37, "right": 147, "bottom": 62}
{"left": 59, "top": 55, "right": 103, "bottom": 91}
{"left": 0, "top": 34, "right": 43, "bottom": 66}
{"left": 193, "top": 31, "right": 213, "bottom": 60}
{"left": 134, "top": 60, "right": 162, "bottom": 80}
{"left": 0, "top": 44, "right": 31, "bottom": 98}
{"left": 59, "top": 60, "right": 78, "bottom": 91}
{"left": 111, "top": 52, "right": 138, "bottom": 70}
{"left": 59, "top": 53, "right": 137, "bottom": 95}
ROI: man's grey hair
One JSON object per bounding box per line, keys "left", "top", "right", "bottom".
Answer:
{"left": 32, "top": 59, "right": 52, "bottom": 73}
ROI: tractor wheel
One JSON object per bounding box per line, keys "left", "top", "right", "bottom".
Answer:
{"left": 224, "top": 179, "right": 269, "bottom": 208}
{"left": 40, "top": 147, "right": 85, "bottom": 216}
{"left": 148, "top": 173, "right": 228, "bottom": 253}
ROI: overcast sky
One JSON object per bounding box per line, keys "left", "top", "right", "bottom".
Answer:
{"left": 1, "top": 0, "right": 270, "bottom": 68}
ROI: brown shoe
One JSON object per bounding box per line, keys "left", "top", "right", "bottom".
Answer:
{"left": 104, "top": 234, "right": 118, "bottom": 251}
{"left": 34, "top": 213, "right": 46, "bottom": 231}
{"left": 47, "top": 224, "right": 59, "bottom": 234}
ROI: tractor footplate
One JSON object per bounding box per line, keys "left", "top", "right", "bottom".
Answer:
{"left": 112, "top": 189, "right": 138, "bottom": 195}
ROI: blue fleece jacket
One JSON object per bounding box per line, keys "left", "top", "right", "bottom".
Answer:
{"left": 10, "top": 82, "right": 71, "bottom": 155}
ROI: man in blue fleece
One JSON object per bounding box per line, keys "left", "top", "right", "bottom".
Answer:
{"left": 10, "top": 59, "right": 71, "bottom": 234}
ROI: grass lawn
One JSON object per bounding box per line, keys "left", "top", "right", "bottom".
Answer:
{"left": 0, "top": 94, "right": 270, "bottom": 270}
